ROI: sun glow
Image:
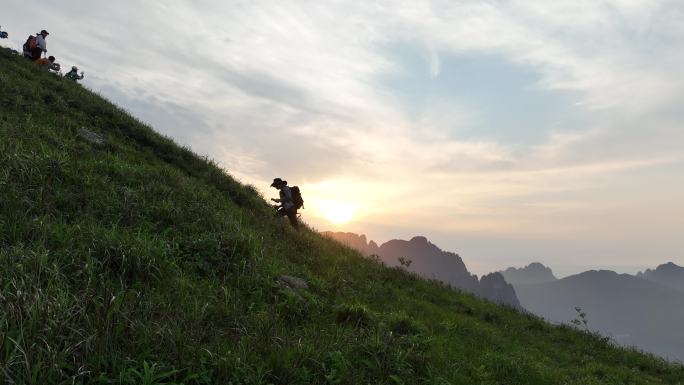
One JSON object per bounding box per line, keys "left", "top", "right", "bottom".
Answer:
{"left": 317, "top": 200, "right": 356, "bottom": 225}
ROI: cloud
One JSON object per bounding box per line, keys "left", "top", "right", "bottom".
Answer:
{"left": 2, "top": 0, "right": 683, "bottom": 272}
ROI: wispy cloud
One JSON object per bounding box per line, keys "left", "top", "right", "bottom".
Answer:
{"left": 3, "top": 0, "right": 683, "bottom": 273}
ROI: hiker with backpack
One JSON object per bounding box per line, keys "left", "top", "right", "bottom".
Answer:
{"left": 23, "top": 30, "right": 49, "bottom": 60}
{"left": 0, "top": 26, "right": 8, "bottom": 39}
{"left": 270, "top": 178, "right": 304, "bottom": 230}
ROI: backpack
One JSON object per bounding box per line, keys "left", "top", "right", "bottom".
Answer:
{"left": 23, "top": 35, "right": 36, "bottom": 52}
{"left": 290, "top": 186, "right": 304, "bottom": 209}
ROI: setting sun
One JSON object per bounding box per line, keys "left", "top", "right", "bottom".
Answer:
{"left": 317, "top": 200, "right": 356, "bottom": 225}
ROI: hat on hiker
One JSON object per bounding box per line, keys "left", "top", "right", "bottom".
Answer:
{"left": 270, "top": 178, "right": 286, "bottom": 187}
{"left": 40, "top": 30, "right": 50, "bottom": 35}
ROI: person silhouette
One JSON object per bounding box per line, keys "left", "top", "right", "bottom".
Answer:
{"left": 33, "top": 29, "right": 49, "bottom": 60}
{"left": 270, "top": 178, "right": 299, "bottom": 230}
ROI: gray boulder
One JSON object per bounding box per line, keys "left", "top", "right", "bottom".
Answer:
{"left": 277, "top": 275, "right": 309, "bottom": 290}
{"left": 77, "top": 128, "right": 105, "bottom": 145}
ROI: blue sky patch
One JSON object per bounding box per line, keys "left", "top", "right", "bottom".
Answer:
{"left": 377, "top": 42, "right": 587, "bottom": 145}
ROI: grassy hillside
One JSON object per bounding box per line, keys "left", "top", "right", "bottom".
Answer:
{"left": 1, "top": 48, "right": 683, "bottom": 385}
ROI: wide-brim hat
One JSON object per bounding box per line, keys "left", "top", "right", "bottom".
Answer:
{"left": 40, "top": 30, "right": 49, "bottom": 35}
{"left": 270, "top": 178, "right": 285, "bottom": 187}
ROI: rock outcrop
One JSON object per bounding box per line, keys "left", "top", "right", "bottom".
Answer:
{"left": 77, "top": 127, "right": 106, "bottom": 145}
{"left": 276, "top": 275, "right": 309, "bottom": 301}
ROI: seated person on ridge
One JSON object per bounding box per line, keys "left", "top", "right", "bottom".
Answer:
{"left": 35, "top": 56, "right": 61, "bottom": 72}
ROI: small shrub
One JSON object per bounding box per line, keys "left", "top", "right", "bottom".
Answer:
{"left": 398, "top": 257, "right": 412, "bottom": 269}
{"left": 481, "top": 311, "right": 502, "bottom": 324}
{"left": 526, "top": 318, "right": 548, "bottom": 333}
{"left": 387, "top": 314, "right": 422, "bottom": 336}
{"left": 335, "top": 305, "right": 374, "bottom": 328}
{"left": 571, "top": 306, "right": 590, "bottom": 332}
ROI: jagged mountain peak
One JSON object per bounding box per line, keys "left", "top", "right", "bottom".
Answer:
{"left": 637, "top": 261, "right": 684, "bottom": 292}
{"left": 409, "top": 235, "right": 429, "bottom": 244}
{"left": 500, "top": 262, "right": 557, "bottom": 286}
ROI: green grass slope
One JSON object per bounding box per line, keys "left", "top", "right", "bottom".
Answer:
{"left": 1, "top": 48, "right": 683, "bottom": 385}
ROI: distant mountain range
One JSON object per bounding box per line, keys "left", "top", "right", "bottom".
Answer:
{"left": 322, "top": 232, "right": 520, "bottom": 308}
{"left": 325, "top": 230, "right": 684, "bottom": 361}
{"left": 501, "top": 262, "right": 684, "bottom": 361}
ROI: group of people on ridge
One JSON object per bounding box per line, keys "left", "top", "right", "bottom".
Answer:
{"left": 5, "top": 25, "right": 301, "bottom": 230}
{"left": 12, "top": 28, "right": 85, "bottom": 82}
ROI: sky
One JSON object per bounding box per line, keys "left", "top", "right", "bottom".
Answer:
{"left": 3, "top": 0, "right": 683, "bottom": 277}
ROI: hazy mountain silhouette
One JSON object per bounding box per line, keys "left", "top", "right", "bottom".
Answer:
{"left": 479, "top": 272, "right": 521, "bottom": 306}
{"left": 377, "top": 236, "right": 480, "bottom": 293}
{"left": 637, "top": 262, "right": 684, "bottom": 292}
{"left": 500, "top": 262, "right": 557, "bottom": 286}
{"left": 513, "top": 269, "right": 684, "bottom": 361}
{"left": 322, "top": 232, "right": 380, "bottom": 255}
{"left": 322, "top": 232, "right": 520, "bottom": 308}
